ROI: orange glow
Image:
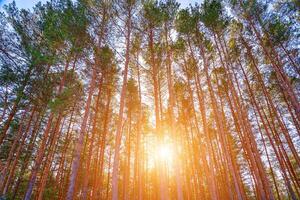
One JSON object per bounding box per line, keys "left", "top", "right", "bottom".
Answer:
{"left": 156, "top": 141, "right": 174, "bottom": 166}
{"left": 143, "top": 134, "right": 177, "bottom": 172}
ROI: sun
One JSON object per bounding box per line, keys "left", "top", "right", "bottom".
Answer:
{"left": 158, "top": 144, "right": 172, "bottom": 159}
{"left": 143, "top": 135, "right": 176, "bottom": 170}
{"left": 157, "top": 143, "right": 174, "bottom": 165}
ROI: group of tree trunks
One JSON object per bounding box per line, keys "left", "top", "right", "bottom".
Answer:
{"left": 0, "top": 0, "right": 299, "bottom": 199}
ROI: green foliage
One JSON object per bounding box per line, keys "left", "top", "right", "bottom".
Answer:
{"left": 185, "top": 57, "right": 198, "bottom": 78}
{"left": 265, "top": 18, "right": 291, "bottom": 46}
{"left": 131, "top": 33, "right": 142, "bottom": 55}
{"left": 228, "top": 37, "right": 240, "bottom": 60}
{"left": 173, "top": 80, "right": 193, "bottom": 120}
{"left": 211, "top": 66, "right": 229, "bottom": 95}
{"left": 172, "top": 37, "right": 186, "bottom": 59}
{"left": 159, "top": 0, "right": 180, "bottom": 23}
{"left": 0, "top": 64, "right": 17, "bottom": 86}
{"left": 10, "top": 0, "right": 89, "bottom": 61}
{"left": 242, "top": 0, "right": 267, "bottom": 19}
{"left": 204, "top": 38, "right": 214, "bottom": 52}
{"left": 49, "top": 70, "right": 83, "bottom": 114}
{"left": 28, "top": 74, "right": 56, "bottom": 108}
{"left": 97, "top": 45, "right": 116, "bottom": 70}
{"left": 143, "top": 0, "right": 163, "bottom": 28}
{"left": 126, "top": 78, "right": 139, "bottom": 113}
{"left": 200, "top": 0, "right": 229, "bottom": 33}
{"left": 175, "top": 9, "right": 197, "bottom": 35}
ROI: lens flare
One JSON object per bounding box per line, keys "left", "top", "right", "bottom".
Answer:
{"left": 157, "top": 142, "right": 174, "bottom": 166}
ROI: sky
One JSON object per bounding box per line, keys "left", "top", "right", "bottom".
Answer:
{"left": 0, "top": 0, "right": 199, "bottom": 10}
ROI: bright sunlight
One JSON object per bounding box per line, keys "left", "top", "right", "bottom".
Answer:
{"left": 157, "top": 142, "right": 174, "bottom": 166}
{"left": 143, "top": 134, "right": 177, "bottom": 171}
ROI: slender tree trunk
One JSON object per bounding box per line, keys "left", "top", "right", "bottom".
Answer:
{"left": 36, "top": 117, "right": 66, "bottom": 200}
{"left": 93, "top": 89, "right": 112, "bottom": 199}
{"left": 11, "top": 111, "right": 44, "bottom": 199}
{"left": 24, "top": 59, "right": 70, "bottom": 200}
{"left": 66, "top": 65, "right": 97, "bottom": 200}
{"left": 123, "top": 112, "right": 131, "bottom": 200}
{"left": 81, "top": 75, "right": 103, "bottom": 200}
{"left": 164, "top": 25, "right": 184, "bottom": 200}
{"left": 1, "top": 108, "right": 36, "bottom": 195}
{"left": 0, "top": 65, "right": 33, "bottom": 145}
{"left": 133, "top": 52, "right": 143, "bottom": 200}
{"left": 111, "top": 7, "right": 132, "bottom": 200}
{"left": 238, "top": 2, "right": 300, "bottom": 120}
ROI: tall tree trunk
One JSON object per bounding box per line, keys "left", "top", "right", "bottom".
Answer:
{"left": 24, "top": 59, "right": 70, "bottom": 200}
{"left": 0, "top": 65, "right": 33, "bottom": 145}
{"left": 238, "top": 1, "right": 300, "bottom": 120}
{"left": 164, "top": 25, "right": 183, "bottom": 200}
{"left": 81, "top": 75, "right": 103, "bottom": 200}
{"left": 133, "top": 52, "right": 143, "bottom": 200}
{"left": 111, "top": 7, "right": 132, "bottom": 200}
{"left": 123, "top": 112, "right": 131, "bottom": 200}
{"left": 66, "top": 65, "right": 97, "bottom": 200}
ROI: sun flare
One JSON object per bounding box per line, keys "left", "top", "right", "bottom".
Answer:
{"left": 143, "top": 135, "right": 177, "bottom": 170}
{"left": 157, "top": 144, "right": 173, "bottom": 162}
